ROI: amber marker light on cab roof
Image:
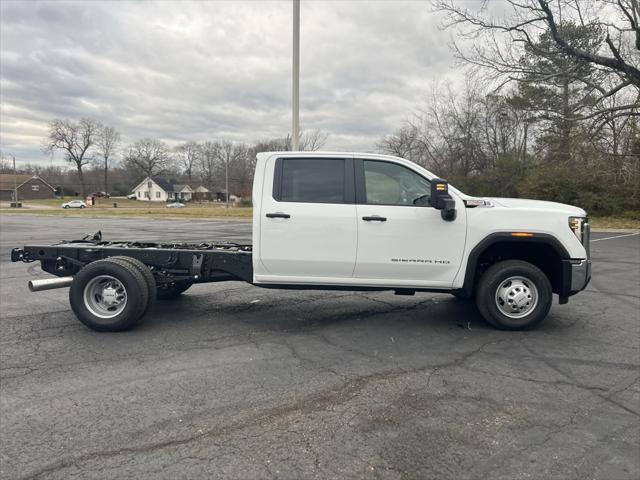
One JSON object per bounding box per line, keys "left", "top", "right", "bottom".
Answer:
{"left": 511, "top": 232, "right": 534, "bottom": 237}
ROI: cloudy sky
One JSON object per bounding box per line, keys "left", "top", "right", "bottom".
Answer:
{"left": 1, "top": 0, "right": 469, "bottom": 166}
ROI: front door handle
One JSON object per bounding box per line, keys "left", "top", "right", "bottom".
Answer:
{"left": 362, "top": 216, "right": 387, "bottom": 222}
{"left": 266, "top": 212, "right": 291, "bottom": 219}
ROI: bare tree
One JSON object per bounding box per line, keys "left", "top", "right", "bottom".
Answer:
{"left": 378, "top": 80, "right": 532, "bottom": 195}
{"left": 44, "top": 118, "right": 100, "bottom": 197}
{"left": 215, "top": 141, "right": 247, "bottom": 208}
{"left": 96, "top": 125, "right": 120, "bottom": 194}
{"left": 300, "top": 129, "right": 329, "bottom": 151}
{"left": 435, "top": 0, "right": 640, "bottom": 127}
{"left": 378, "top": 122, "right": 440, "bottom": 168}
{"left": 124, "top": 137, "right": 171, "bottom": 187}
{"left": 174, "top": 141, "right": 201, "bottom": 181}
{"left": 197, "top": 141, "right": 220, "bottom": 192}
{"left": 254, "top": 130, "right": 329, "bottom": 152}
{"left": 236, "top": 146, "right": 259, "bottom": 198}
{"left": 0, "top": 155, "right": 11, "bottom": 173}
{"left": 124, "top": 139, "right": 171, "bottom": 201}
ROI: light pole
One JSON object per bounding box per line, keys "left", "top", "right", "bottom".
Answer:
{"left": 11, "top": 154, "right": 18, "bottom": 206}
{"left": 292, "top": 0, "right": 300, "bottom": 151}
{"left": 225, "top": 159, "right": 229, "bottom": 209}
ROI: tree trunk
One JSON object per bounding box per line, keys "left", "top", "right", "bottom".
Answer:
{"left": 560, "top": 76, "right": 571, "bottom": 163}
{"left": 225, "top": 162, "right": 229, "bottom": 209}
{"left": 77, "top": 164, "right": 86, "bottom": 198}
{"left": 522, "top": 122, "right": 529, "bottom": 162}
{"left": 104, "top": 156, "right": 108, "bottom": 194}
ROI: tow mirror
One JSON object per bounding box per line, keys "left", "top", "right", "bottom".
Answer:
{"left": 429, "top": 178, "right": 457, "bottom": 221}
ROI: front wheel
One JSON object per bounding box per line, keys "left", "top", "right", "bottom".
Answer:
{"left": 475, "top": 260, "right": 552, "bottom": 330}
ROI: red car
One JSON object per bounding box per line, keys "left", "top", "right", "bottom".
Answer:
{"left": 91, "top": 191, "right": 110, "bottom": 198}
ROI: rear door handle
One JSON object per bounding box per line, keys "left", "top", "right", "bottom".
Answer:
{"left": 266, "top": 212, "right": 291, "bottom": 219}
{"left": 362, "top": 216, "right": 387, "bottom": 222}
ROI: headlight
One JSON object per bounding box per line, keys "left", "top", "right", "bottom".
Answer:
{"left": 568, "top": 216, "right": 586, "bottom": 239}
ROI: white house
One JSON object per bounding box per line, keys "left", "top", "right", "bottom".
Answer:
{"left": 131, "top": 177, "right": 193, "bottom": 202}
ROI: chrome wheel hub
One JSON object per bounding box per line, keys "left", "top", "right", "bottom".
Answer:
{"left": 102, "top": 286, "right": 119, "bottom": 306}
{"left": 495, "top": 276, "right": 538, "bottom": 319}
{"left": 83, "top": 275, "right": 127, "bottom": 319}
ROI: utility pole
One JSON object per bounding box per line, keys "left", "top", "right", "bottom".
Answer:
{"left": 11, "top": 154, "right": 18, "bottom": 205}
{"left": 225, "top": 160, "right": 229, "bottom": 209}
{"left": 292, "top": 0, "right": 300, "bottom": 151}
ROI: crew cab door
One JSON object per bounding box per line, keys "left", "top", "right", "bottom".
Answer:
{"left": 353, "top": 159, "right": 466, "bottom": 287}
{"left": 256, "top": 156, "right": 357, "bottom": 282}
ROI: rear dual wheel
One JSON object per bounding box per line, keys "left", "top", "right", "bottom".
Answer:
{"left": 69, "top": 257, "right": 155, "bottom": 332}
{"left": 109, "top": 256, "right": 156, "bottom": 315}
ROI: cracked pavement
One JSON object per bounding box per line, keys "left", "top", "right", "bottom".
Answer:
{"left": 1, "top": 216, "right": 638, "bottom": 479}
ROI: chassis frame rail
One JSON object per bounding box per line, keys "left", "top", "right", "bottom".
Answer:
{"left": 11, "top": 237, "right": 254, "bottom": 285}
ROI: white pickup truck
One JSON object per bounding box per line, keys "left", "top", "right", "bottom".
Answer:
{"left": 12, "top": 151, "right": 591, "bottom": 332}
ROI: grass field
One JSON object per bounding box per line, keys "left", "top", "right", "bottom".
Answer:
{"left": 1, "top": 197, "right": 638, "bottom": 228}
{"left": 589, "top": 216, "right": 640, "bottom": 230}
{"left": 0, "top": 197, "right": 252, "bottom": 219}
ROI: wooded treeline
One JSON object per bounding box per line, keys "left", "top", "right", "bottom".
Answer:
{"left": 380, "top": 0, "right": 639, "bottom": 215}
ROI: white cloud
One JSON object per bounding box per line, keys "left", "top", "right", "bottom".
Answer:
{"left": 0, "top": 0, "right": 463, "bottom": 166}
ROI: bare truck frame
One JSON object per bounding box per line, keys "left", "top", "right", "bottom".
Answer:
{"left": 11, "top": 231, "right": 254, "bottom": 331}
{"left": 11, "top": 232, "right": 254, "bottom": 286}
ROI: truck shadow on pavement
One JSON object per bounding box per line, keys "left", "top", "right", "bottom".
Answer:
{"left": 141, "top": 289, "right": 510, "bottom": 335}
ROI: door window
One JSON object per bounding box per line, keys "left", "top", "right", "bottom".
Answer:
{"left": 277, "top": 159, "right": 346, "bottom": 203}
{"left": 363, "top": 160, "right": 431, "bottom": 206}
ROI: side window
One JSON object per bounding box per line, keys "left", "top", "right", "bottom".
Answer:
{"left": 277, "top": 159, "right": 346, "bottom": 203}
{"left": 363, "top": 160, "right": 431, "bottom": 206}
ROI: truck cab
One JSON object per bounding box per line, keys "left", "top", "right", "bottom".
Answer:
{"left": 252, "top": 151, "right": 591, "bottom": 329}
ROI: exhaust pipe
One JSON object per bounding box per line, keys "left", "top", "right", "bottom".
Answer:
{"left": 28, "top": 277, "right": 74, "bottom": 292}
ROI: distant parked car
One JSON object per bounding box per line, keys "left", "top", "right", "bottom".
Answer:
{"left": 91, "top": 191, "right": 110, "bottom": 198}
{"left": 62, "top": 200, "right": 86, "bottom": 209}
{"left": 166, "top": 202, "right": 185, "bottom": 208}
{"left": 126, "top": 194, "right": 137, "bottom": 200}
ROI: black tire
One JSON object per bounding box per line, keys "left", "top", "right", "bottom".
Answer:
{"left": 80, "top": 205, "right": 85, "bottom": 209}
{"left": 475, "top": 260, "right": 552, "bottom": 330}
{"left": 64, "top": 205, "right": 69, "bottom": 209}
{"left": 69, "top": 258, "right": 150, "bottom": 332}
{"left": 157, "top": 281, "right": 193, "bottom": 300}
{"left": 108, "top": 256, "right": 156, "bottom": 315}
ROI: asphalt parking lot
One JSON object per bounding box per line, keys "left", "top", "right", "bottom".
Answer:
{"left": 1, "top": 215, "right": 638, "bottom": 480}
